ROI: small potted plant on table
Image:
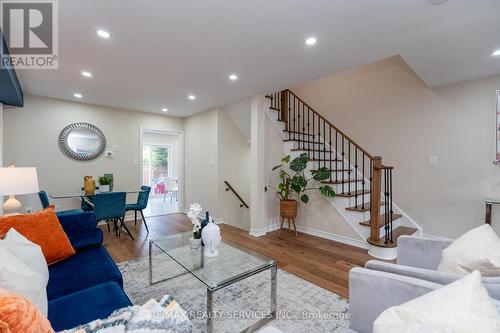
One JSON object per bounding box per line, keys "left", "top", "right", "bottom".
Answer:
{"left": 265, "top": 153, "right": 335, "bottom": 236}
{"left": 98, "top": 175, "right": 112, "bottom": 192}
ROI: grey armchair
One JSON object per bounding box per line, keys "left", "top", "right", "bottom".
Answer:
{"left": 346, "top": 266, "right": 500, "bottom": 333}
{"left": 365, "top": 235, "right": 500, "bottom": 298}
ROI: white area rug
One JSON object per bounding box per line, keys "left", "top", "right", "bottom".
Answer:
{"left": 118, "top": 255, "right": 349, "bottom": 332}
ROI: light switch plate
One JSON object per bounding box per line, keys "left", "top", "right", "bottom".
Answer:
{"left": 429, "top": 155, "right": 438, "bottom": 165}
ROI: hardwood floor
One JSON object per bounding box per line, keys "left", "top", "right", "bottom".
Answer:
{"left": 101, "top": 214, "right": 375, "bottom": 298}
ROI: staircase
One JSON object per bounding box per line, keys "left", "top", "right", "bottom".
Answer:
{"left": 265, "top": 90, "right": 419, "bottom": 259}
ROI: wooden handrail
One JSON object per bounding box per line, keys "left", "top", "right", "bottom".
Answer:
{"left": 224, "top": 181, "right": 249, "bottom": 208}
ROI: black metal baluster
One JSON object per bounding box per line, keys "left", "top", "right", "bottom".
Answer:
{"left": 302, "top": 100, "right": 305, "bottom": 150}
{"left": 335, "top": 131, "right": 339, "bottom": 183}
{"left": 317, "top": 116, "right": 321, "bottom": 167}
{"left": 348, "top": 142, "right": 351, "bottom": 195}
{"left": 312, "top": 113, "right": 315, "bottom": 160}
{"left": 329, "top": 127, "right": 332, "bottom": 182}
{"left": 341, "top": 136, "right": 345, "bottom": 194}
{"left": 355, "top": 148, "right": 358, "bottom": 208}
{"left": 293, "top": 95, "right": 296, "bottom": 143}
{"left": 288, "top": 92, "right": 291, "bottom": 139}
{"left": 389, "top": 169, "right": 393, "bottom": 243}
{"left": 307, "top": 107, "right": 310, "bottom": 156}
{"left": 323, "top": 120, "right": 326, "bottom": 168}
{"left": 361, "top": 155, "right": 365, "bottom": 210}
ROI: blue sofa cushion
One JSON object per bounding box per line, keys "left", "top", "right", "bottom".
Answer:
{"left": 57, "top": 211, "right": 96, "bottom": 233}
{"left": 56, "top": 209, "right": 85, "bottom": 218}
{"left": 47, "top": 246, "right": 123, "bottom": 300}
{"left": 67, "top": 228, "right": 103, "bottom": 251}
{"left": 48, "top": 282, "right": 132, "bottom": 332}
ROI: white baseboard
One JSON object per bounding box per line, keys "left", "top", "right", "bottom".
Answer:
{"left": 249, "top": 227, "right": 268, "bottom": 237}
{"left": 265, "top": 222, "right": 368, "bottom": 249}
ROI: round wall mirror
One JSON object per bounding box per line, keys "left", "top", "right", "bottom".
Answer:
{"left": 58, "top": 123, "right": 106, "bottom": 160}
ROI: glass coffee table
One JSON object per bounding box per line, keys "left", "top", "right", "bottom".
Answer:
{"left": 149, "top": 232, "right": 277, "bottom": 333}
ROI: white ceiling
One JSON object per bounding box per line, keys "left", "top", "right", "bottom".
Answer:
{"left": 16, "top": 0, "right": 500, "bottom": 117}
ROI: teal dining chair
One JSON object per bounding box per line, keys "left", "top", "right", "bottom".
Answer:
{"left": 38, "top": 190, "right": 85, "bottom": 217}
{"left": 125, "top": 186, "right": 151, "bottom": 233}
{"left": 94, "top": 192, "right": 133, "bottom": 240}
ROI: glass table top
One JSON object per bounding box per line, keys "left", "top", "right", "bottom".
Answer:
{"left": 50, "top": 189, "right": 144, "bottom": 199}
{"left": 150, "top": 231, "right": 276, "bottom": 290}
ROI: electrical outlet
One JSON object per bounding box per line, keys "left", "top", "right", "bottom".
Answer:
{"left": 133, "top": 158, "right": 139, "bottom": 165}
{"left": 25, "top": 207, "right": 33, "bottom": 214}
{"left": 429, "top": 155, "right": 438, "bottom": 165}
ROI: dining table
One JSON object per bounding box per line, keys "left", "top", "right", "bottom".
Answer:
{"left": 50, "top": 189, "right": 145, "bottom": 208}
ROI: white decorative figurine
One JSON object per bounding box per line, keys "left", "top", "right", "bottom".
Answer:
{"left": 201, "top": 221, "right": 221, "bottom": 257}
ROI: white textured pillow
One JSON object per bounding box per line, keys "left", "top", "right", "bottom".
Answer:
{"left": 1, "top": 228, "right": 49, "bottom": 285}
{"left": 0, "top": 244, "right": 48, "bottom": 316}
{"left": 437, "top": 224, "right": 500, "bottom": 276}
{"left": 373, "top": 271, "right": 500, "bottom": 333}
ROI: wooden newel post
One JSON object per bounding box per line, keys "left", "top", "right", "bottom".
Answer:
{"left": 281, "top": 90, "right": 288, "bottom": 131}
{"left": 370, "top": 156, "right": 382, "bottom": 242}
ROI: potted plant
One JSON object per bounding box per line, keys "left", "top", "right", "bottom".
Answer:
{"left": 265, "top": 153, "right": 336, "bottom": 222}
{"left": 98, "top": 175, "right": 112, "bottom": 192}
{"left": 187, "top": 203, "right": 203, "bottom": 249}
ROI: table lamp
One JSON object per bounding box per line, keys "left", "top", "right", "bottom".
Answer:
{"left": 0, "top": 166, "right": 40, "bottom": 214}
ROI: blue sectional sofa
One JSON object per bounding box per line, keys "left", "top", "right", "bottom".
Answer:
{"left": 47, "top": 211, "right": 132, "bottom": 331}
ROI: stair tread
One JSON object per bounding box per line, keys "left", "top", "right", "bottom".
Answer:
{"left": 308, "top": 158, "right": 344, "bottom": 162}
{"left": 284, "top": 130, "right": 315, "bottom": 137}
{"left": 367, "top": 227, "right": 418, "bottom": 248}
{"left": 291, "top": 148, "right": 332, "bottom": 153}
{"left": 345, "top": 201, "right": 384, "bottom": 212}
{"left": 359, "top": 213, "right": 402, "bottom": 228}
{"left": 336, "top": 189, "right": 370, "bottom": 198}
{"left": 311, "top": 168, "right": 352, "bottom": 173}
{"left": 284, "top": 139, "right": 323, "bottom": 144}
{"left": 321, "top": 179, "right": 363, "bottom": 184}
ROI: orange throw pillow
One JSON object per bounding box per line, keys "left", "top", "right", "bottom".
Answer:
{"left": 0, "top": 208, "right": 75, "bottom": 264}
{"left": 0, "top": 288, "right": 54, "bottom": 333}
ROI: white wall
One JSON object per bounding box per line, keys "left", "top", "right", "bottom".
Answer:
{"left": 217, "top": 108, "right": 251, "bottom": 230}
{"left": 223, "top": 98, "right": 251, "bottom": 142}
{"left": 3, "top": 95, "right": 184, "bottom": 212}
{"left": 184, "top": 106, "right": 251, "bottom": 229}
{"left": 293, "top": 56, "right": 500, "bottom": 238}
{"left": 184, "top": 108, "right": 219, "bottom": 215}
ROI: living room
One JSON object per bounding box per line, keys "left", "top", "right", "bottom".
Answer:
{"left": 1, "top": 1, "right": 500, "bottom": 332}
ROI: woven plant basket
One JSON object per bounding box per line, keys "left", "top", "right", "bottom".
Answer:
{"left": 280, "top": 200, "right": 298, "bottom": 219}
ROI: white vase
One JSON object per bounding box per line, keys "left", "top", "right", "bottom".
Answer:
{"left": 190, "top": 237, "right": 201, "bottom": 249}
{"left": 100, "top": 185, "right": 110, "bottom": 192}
{"left": 201, "top": 222, "right": 221, "bottom": 257}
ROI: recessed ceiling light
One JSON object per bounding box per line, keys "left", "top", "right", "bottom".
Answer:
{"left": 73, "top": 93, "right": 83, "bottom": 99}
{"left": 229, "top": 74, "right": 238, "bottom": 81}
{"left": 81, "top": 71, "right": 92, "bottom": 78}
{"left": 97, "top": 30, "right": 111, "bottom": 39}
{"left": 492, "top": 49, "right": 500, "bottom": 57}
{"left": 305, "top": 37, "right": 317, "bottom": 46}
{"left": 162, "top": 108, "right": 168, "bottom": 112}
{"left": 188, "top": 95, "right": 196, "bottom": 100}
